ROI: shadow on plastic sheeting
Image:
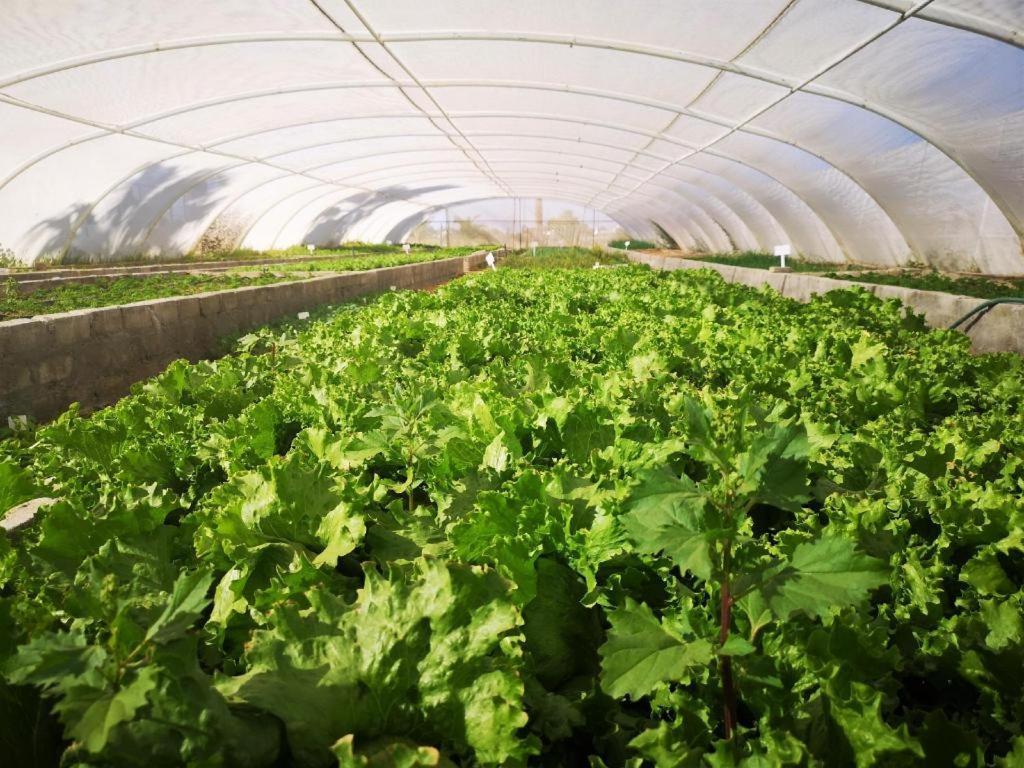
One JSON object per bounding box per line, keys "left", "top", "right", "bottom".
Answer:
{"left": 302, "top": 184, "right": 456, "bottom": 247}
{"left": 23, "top": 163, "right": 232, "bottom": 265}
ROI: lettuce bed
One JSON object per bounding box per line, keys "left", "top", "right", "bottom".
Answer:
{"left": 1, "top": 248, "right": 481, "bottom": 320}
{"left": 1, "top": 266, "right": 1022, "bottom": 766}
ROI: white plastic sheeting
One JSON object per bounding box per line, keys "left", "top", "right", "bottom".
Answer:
{"left": 0, "top": 0, "right": 1020, "bottom": 272}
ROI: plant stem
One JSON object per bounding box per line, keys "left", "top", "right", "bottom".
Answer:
{"left": 719, "top": 540, "right": 737, "bottom": 739}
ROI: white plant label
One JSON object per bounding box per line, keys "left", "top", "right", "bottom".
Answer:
{"left": 774, "top": 243, "right": 792, "bottom": 268}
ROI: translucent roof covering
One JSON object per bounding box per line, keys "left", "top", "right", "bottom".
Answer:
{"left": 0, "top": 0, "right": 1021, "bottom": 272}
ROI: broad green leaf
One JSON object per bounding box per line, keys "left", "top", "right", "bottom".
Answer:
{"left": 738, "top": 590, "right": 774, "bottom": 642}
{"left": 622, "top": 468, "right": 717, "bottom": 580}
{"left": 718, "top": 635, "right": 755, "bottom": 657}
{"left": 599, "top": 599, "right": 712, "bottom": 699}
{"left": 209, "top": 566, "right": 249, "bottom": 628}
{"left": 850, "top": 336, "right": 887, "bottom": 369}
{"left": 759, "top": 535, "right": 888, "bottom": 620}
{"left": 6, "top": 633, "right": 107, "bottom": 688}
{"left": 629, "top": 722, "right": 704, "bottom": 767}
{"left": 999, "top": 737, "right": 1024, "bottom": 768}
{"left": 332, "top": 734, "right": 451, "bottom": 767}
{"left": 679, "top": 396, "right": 728, "bottom": 468}
{"left": 62, "top": 665, "right": 158, "bottom": 753}
{"left": 981, "top": 598, "right": 1023, "bottom": 651}
{"left": 144, "top": 569, "right": 213, "bottom": 645}
{"left": 218, "top": 559, "right": 531, "bottom": 767}
{"left": 0, "top": 459, "right": 38, "bottom": 515}
{"left": 826, "top": 682, "right": 923, "bottom": 768}
{"left": 961, "top": 551, "right": 1014, "bottom": 596}
{"left": 481, "top": 432, "right": 511, "bottom": 472}
{"left": 737, "top": 420, "right": 810, "bottom": 512}
{"left": 313, "top": 502, "right": 367, "bottom": 567}
{"left": 522, "top": 558, "right": 601, "bottom": 689}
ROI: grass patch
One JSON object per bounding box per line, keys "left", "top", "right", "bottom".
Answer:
{"left": 608, "top": 239, "right": 660, "bottom": 250}
{"left": 1, "top": 273, "right": 297, "bottom": 321}
{"left": 1, "top": 248, "right": 488, "bottom": 320}
{"left": 10, "top": 243, "right": 499, "bottom": 271}
{"left": 260, "top": 247, "right": 488, "bottom": 274}
{"left": 500, "top": 247, "right": 628, "bottom": 270}
{"left": 824, "top": 270, "right": 1024, "bottom": 300}
{"left": 690, "top": 251, "right": 855, "bottom": 272}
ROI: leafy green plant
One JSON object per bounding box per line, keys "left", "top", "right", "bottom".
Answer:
{"left": 2, "top": 264, "right": 1022, "bottom": 766}
{"left": 501, "top": 246, "right": 625, "bottom": 269}
{"left": 605, "top": 395, "right": 888, "bottom": 743}
{"left": 0, "top": 245, "right": 20, "bottom": 269}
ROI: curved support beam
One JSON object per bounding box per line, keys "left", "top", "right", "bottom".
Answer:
{"left": 27, "top": 103, "right": 838, "bottom": 263}
{"left": 270, "top": 187, "right": 361, "bottom": 249}
{"left": 2, "top": 66, "right": 1007, "bottom": 245}
{"left": 236, "top": 181, "right": 334, "bottom": 250}
{"left": 1, "top": 28, "right": 1012, "bottom": 234}
{"left": 55, "top": 77, "right": 927, "bottom": 253}
{"left": 184, "top": 170, "right": 312, "bottom": 254}
{"left": 163, "top": 135, "right": 808, "bottom": 260}
{"left": 97, "top": 77, "right": 975, "bottom": 238}
{"left": 853, "top": 0, "right": 1022, "bottom": 46}
{"left": 54, "top": 149, "right": 193, "bottom": 260}
{"left": 135, "top": 160, "right": 249, "bottom": 254}
{"left": 303, "top": 188, "right": 716, "bottom": 253}
{"left": 215, "top": 125, "right": 792, "bottom": 250}
{"left": 380, "top": 194, "right": 633, "bottom": 246}
{"left": 276, "top": 135, "right": 843, "bottom": 260}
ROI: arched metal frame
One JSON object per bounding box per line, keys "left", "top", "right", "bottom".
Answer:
{"left": 0, "top": 0, "right": 1020, "bottom": 270}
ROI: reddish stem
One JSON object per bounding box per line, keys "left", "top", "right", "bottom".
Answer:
{"left": 719, "top": 543, "right": 738, "bottom": 739}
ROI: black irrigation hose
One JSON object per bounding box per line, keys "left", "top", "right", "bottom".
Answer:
{"left": 948, "top": 297, "right": 1024, "bottom": 330}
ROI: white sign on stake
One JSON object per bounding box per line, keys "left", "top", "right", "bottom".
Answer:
{"left": 773, "top": 243, "right": 792, "bottom": 268}
{"left": 530, "top": 240, "right": 538, "bottom": 257}
{"left": 402, "top": 242, "right": 411, "bottom": 255}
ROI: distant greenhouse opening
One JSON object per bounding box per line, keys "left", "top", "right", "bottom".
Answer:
{"left": 403, "top": 198, "right": 632, "bottom": 250}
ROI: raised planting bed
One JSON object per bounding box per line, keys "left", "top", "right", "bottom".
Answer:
{"left": 1, "top": 248, "right": 488, "bottom": 317}
{"left": 631, "top": 252, "right": 1024, "bottom": 356}
{"left": 821, "top": 269, "right": 1024, "bottom": 300}
{"left": 0, "top": 251, "right": 496, "bottom": 422}
{"left": 0, "top": 242, "right": 473, "bottom": 280}
{"left": 675, "top": 252, "right": 1024, "bottom": 299}
{"left": 1, "top": 273, "right": 301, "bottom": 317}
{"left": 2, "top": 265, "right": 1022, "bottom": 766}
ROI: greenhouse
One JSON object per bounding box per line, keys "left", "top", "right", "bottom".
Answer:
{"left": 1, "top": 1, "right": 1023, "bottom": 766}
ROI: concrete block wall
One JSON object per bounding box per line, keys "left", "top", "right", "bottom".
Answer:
{"left": 0, "top": 252, "right": 490, "bottom": 423}
{"left": 630, "top": 253, "right": 1024, "bottom": 356}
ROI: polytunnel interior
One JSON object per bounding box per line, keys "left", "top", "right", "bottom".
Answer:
{"left": 0, "top": 0, "right": 1022, "bottom": 272}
